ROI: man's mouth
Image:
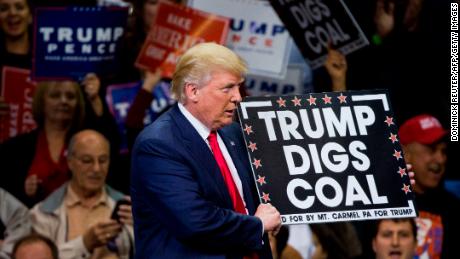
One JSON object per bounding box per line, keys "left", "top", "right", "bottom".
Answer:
{"left": 428, "top": 163, "right": 443, "bottom": 174}
{"left": 388, "top": 250, "right": 402, "bottom": 258}
{"left": 87, "top": 175, "right": 103, "bottom": 181}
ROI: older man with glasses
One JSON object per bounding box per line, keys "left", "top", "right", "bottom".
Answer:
{"left": 30, "top": 129, "right": 133, "bottom": 259}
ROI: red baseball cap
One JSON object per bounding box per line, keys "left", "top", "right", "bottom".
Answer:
{"left": 399, "top": 114, "right": 447, "bottom": 145}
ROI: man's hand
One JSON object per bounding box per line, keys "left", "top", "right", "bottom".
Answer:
{"left": 141, "top": 68, "right": 162, "bottom": 93}
{"left": 407, "top": 163, "right": 415, "bottom": 186}
{"left": 117, "top": 196, "right": 133, "bottom": 226}
{"left": 24, "top": 174, "right": 41, "bottom": 197}
{"left": 82, "top": 220, "right": 122, "bottom": 252}
{"left": 255, "top": 203, "right": 281, "bottom": 235}
{"left": 324, "top": 48, "right": 347, "bottom": 91}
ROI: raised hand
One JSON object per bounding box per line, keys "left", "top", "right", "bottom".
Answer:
{"left": 325, "top": 47, "right": 347, "bottom": 91}
{"left": 142, "top": 68, "right": 162, "bottom": 93}
{"left": 374, "top": 0, "right": 395, "bottom": 38}
{"left": 407, "top": 163, "right": 416, "bottom": 187}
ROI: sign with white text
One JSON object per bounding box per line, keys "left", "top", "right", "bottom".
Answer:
{"left": 106, "top": 81, "right": 175, "bottom": 153}
{"left": 136, "top": 0, "right": 229, "bottom": 78}
{"left": 189, "top": 0, "right": 292, "bottom": 79}
{"left": 245, "top": 64, "right": 305, "bottom": 96}
{"left": 33, "top": 6, "right": 128, "bottom": 80}
{"left": 0, "top": 67, "right": 37, "bottom": 142}
{"left": 237, "top": 90, "right": 417, "bottom": 224}
{"left": 268, "top": 0, "right": 368, "bottom": 69}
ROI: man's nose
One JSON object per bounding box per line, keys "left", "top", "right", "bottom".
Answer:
{"left": 391, "top": 234, "right": 400, "bottom": 246}
{"left": 232, "top": 87, "right": 242, "bottom": 103}
{"left": 92, "top": 160, "right": 102, "bottom": 171}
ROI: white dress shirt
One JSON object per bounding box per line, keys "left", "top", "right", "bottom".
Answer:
{"left": 178, "top": 103, "right": 245, "bottom": 202}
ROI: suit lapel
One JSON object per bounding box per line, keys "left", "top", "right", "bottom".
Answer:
{"left": 219, "top": 128, "right": 257, "bottom": 215}
{"left": 169, "top": 105, "right": 233, "bottom": 209}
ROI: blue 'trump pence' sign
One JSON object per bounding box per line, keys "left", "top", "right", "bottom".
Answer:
{"left": 33, "top": 6, "right": 128, "bottom": 80}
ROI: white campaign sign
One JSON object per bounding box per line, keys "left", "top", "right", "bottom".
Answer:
{"left": 188, "top": 0, "right": 292, "bottom": 79}
{"left": 245, "top": 64, "right": 305, "bottom": 96}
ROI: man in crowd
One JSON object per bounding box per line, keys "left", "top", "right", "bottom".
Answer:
{"left": 131, "top": 42, "right": 281, "bottom": 258}
{"left": 30, "top": 130, "right": 133, "bottom": 259}
{"left": 372, "top": 218, "right": 417, "bottom": 259}
{"left": 399, "top": 114, "right": 460, "bottom": 259}
{"left": 12, "top": 234, "right": 58, "bottom": 259}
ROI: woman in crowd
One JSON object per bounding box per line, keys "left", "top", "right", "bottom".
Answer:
{"left": 0, "top": 80, "right": 85, "bottom": 207}
{"left": 0, "top": 0, "right": 33, "bottom": 114}
{"left": 0, "top": 74, "right": 120, "bottom": 207}
{"left": 0, "top": 0, "right": 32, "bottom": 72}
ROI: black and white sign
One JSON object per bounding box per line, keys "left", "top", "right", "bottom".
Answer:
{"left": 268, "top": 0, "right": 368, "bottom": 69}
{"left": 237, "top": 90, "right": 417, "bottom": 224}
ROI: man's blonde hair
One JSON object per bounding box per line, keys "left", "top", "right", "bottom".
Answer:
{"left": 171, "top": 42, "right": 248, "bottom": 103}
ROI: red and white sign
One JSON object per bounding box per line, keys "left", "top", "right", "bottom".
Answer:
{"left": 0, "top": 67, "right": 37, "bottom": 142}
{"left": 135, "top": 0, "right": 229, "bottom": 78}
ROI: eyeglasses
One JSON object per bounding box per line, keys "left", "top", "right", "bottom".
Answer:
{"left": 72, "top": 155, "right": 109, "bottom": 167}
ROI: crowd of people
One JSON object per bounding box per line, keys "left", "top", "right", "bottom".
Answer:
{"left": 0, "top": 0, "right": 457, "bottom": 258}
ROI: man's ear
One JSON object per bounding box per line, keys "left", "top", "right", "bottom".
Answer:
{"left": 372, "top": 238, "right": 377, "bottom": 253}
{"left": 401, "top": 144, "right": 412, "bottom": 162}
{"left": 67, "top": 156, "right": 75, "bottom": 177}
{"left": 184, "top": 82, "right": 199, "bottom": 102}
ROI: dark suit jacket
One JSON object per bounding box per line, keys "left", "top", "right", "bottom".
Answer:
{"left": 131, "top": 104, "right": 272, "bottom": 259}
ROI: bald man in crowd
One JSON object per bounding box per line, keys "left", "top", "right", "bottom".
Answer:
{"left": 30, "top": 130, "right": 133, "bottom": 259}
{"left": 12, "top": 234, "right": 58, "bottom": 259}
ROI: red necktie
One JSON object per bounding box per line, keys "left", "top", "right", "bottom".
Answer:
{"left": 208, "top": 131, "right": 247, "bottom": 214}
{"left": 208, "top": 132, "right": 259, "bottom": 259}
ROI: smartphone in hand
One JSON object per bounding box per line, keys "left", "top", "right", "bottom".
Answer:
{"left": 111, "top": 199, "right": 131, "bottom": 223}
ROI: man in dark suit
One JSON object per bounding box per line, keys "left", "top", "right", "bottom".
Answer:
{"left": 131, "top": 42, "right": 281, "bottom": 258}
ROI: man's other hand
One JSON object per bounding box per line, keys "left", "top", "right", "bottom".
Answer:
{"left": 83, "top": 220, "right": 122, "bottom": 252}
{"left": 255, "top": 203, "right": 281, "bottom": 234}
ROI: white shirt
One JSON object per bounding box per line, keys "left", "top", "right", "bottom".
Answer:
{"left": 178, "top": 103, "right": 245, "bottom": 203}
{"left": 287, "top": 224, "right": 314, "bottom": 259}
